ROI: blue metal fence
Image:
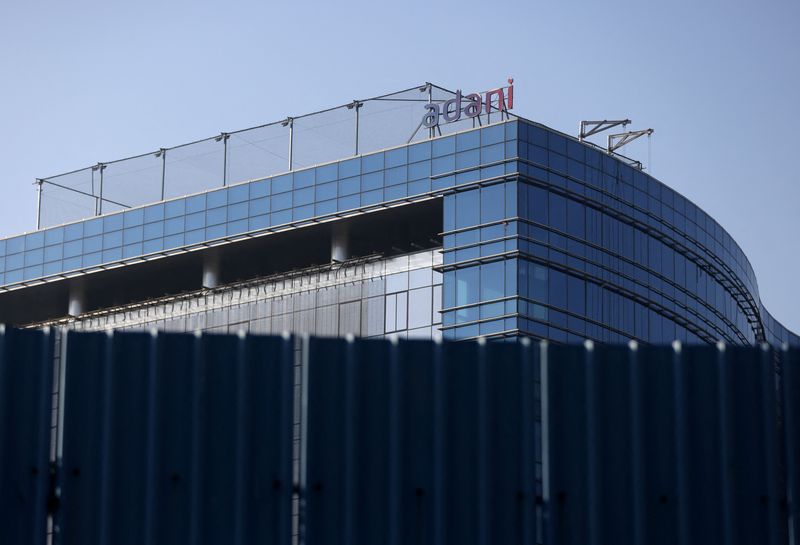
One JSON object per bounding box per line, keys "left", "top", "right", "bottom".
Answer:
{"left": 0, "top": 327, "right": 53, "bottom": 545}
{"left": 0, "top": 330, "right": 798, "bottom": 545}
{"left": 59, "top": 331, "right": 294, "bottom": 545}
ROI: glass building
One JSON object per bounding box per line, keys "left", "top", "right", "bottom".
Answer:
{"left": 0, "top": 83, "right": 796, "bottom": 347}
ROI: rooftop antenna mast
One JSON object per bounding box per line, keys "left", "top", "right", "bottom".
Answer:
{"left": 607, "top": 128, "right": 654, "bottom": 154}
{"left": 579, "top": 119, "right": 630, "bottom": 141}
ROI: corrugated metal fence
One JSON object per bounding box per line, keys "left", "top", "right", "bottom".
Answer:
{"left": 0, "top": 328, "right": 798, "bottom": 544}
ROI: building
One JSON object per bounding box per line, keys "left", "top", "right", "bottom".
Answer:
{"left": 0, "top": 82, "right": 796, "bottom": 347}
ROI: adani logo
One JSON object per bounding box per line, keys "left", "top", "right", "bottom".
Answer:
{"left": 422, "top": 79, "right": 514, "bottom": 129}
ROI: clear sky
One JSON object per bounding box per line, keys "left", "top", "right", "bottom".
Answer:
{"left": 0, "top": 0, "right": 798, "bottom": 333}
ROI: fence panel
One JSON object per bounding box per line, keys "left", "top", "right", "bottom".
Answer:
{"left": 784, "top": 347, "right": 800, "bottom": 545}
{"left": 543, "top": 343, "right": 785, "bottom": 545}
{"left": 59, "top": 331, "right": 294, "bottom": 545}
{"left": 0, "top": 327, "right": 54, "bottom": 545}
{"left": 2, "top": 330, "right": 799, "bottom": 544}
{"left": 305, "top": 338, "right": 538, "bottom": 545}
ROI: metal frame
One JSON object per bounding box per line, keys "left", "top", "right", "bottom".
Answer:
{"left": 608, "top": 128, "right": 654, "bottom": 154}
{"left": 579, "top": 119, "right": 630, "bottom": 141}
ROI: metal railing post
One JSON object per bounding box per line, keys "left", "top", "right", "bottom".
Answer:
{"left": 219, "top": 133, "right": 230, "bottom": 187}
{"left": 354, "top": 101, "right": 360, "bottom": 156}
{"left": 158, "top": 149, "right": 166, "bottom": 201}
{"left": 283, "top": 117, "right": 294, "bottom": 171}
{"left": 35, "top": 179, "right": 43, "bottom": 230}
{"left": 428, "top": 83, "right": 434, "bottom": 139}
{"left": 95, "top": 163, "right": 106, "bottom": 216}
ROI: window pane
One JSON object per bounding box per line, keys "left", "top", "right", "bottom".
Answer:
{"left": 456, "top": 266, "right": 479, "bottom": 306}
{"left": 481, "top": 261, "right": 504, "bottom": 301}
{"left": 480, "top": 184, "right": 504, "bottom": 223}
{"left": 456, "top": 190, "right": 479, "bottom": 229}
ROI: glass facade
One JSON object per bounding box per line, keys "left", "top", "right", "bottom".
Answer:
{"left": 65, "top": 251, "right": 443, "bottom": 340}
{"left": 3, "top": 117, "right": 797, "bottom": 347}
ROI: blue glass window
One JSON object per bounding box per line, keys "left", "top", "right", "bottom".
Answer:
{"left": 480, "top": 184, "right": 505, "bottom": 223}
{"left": 207, "top": 189, "right": 227, "bottom": 209}
{"left": 6, "top": 237, "right": 25, "bottom": 254}
{"left": 481, "top": 261, "right": 504, "bottom": 300}
{"left": 294, "top": 187, "right": 314, "bottom": 206}
{"left": 44, "top": 245, "right": 62, "bottom": 262}
{"left": 228, "top": 184, "right": 249, "bottom": 204}
{"left": 102, "top": 231, "right": 123, "bottom": 249}
{"left": 272, "top": 192, "right": 292, "bottom": 211}
{"left": 408, "top": 142, "right": 431, "bottom": 162}
{"left": 227, "top": 202, "right": 248, "bottom": 221}
{"left": 64, "top": 223, "right": 83, "bottom": 242}
{"left": 315, "top": 200, "right": 337, "bottom": 216}
{"left": 432, "top": 155, "right": 455, "bottom": 175}
{"left": 338, "top": 195, "right": 359, "bottom": 210}
{"left": 313, "top": 163, "right": 336, "bottom": 184}
{"left": 408, "top": 161, "right": 430, "bottom": 180}
{"left": 361, "top": 189, "right": 383, "bottom": 206}
{"left": 144, "top": 204, "right": 165, "bottom": 223}
{"left": 250, "top": 179, "right": 269, "bottom": 199}
{"left": 385, "top": 147, "right": 407, "bottom": 168}
{"left": 549, "top": 193, "right": 567, "bottom": 231}
{"left": 432, "top": 136, "right": 455, "bottom": 157}
{"left": 103, "top": 214, "right": 123, "bottom": 232}
{"left": 81, "top": 235, "right": 101, "bottom": 253}
{"left": 83, "top": 219, "right": 103, "bottom": 237}
{"left": 206, "top": 223, "right": 225, "bottom": 240}
{"left": 273, "top": 174, "right": 293, "bottom": 194}
{"left": 362, "top": 153, "right": 384, "bottom": 174}
{"left": 144, "top": 222, "right": 164, "bottom": 240}
{"left": 123, "top": 226, "right": 143, "bottom": 245}
{"left": 206, "top": 207, "right": 227, "bottom": 226}
{"left": 482, "top": 124, "right": 504, "bottom": 146}
{"left": 362, "top": 172, "right": 383, "bottom": 191}
{"left": 455, "top": 190, "right": 479, "bottom": 229}
{"left": 338, "top": 176, "right": 360, "bottom": 196}
{"left": 481, "top": 142, "right": 504, "bottom": 164}
{"left": 25, "top": 232, "right": 45, "bottom": 250}
{"left": 316, "top": 182, "right": 337, "bottom": 201}
{"left": 385, "top": 185, "right": 406, "bottom": 201}
{"left": 186, "top": 212, "right": 205, "bottom": 230}
{"left": 164, "top": 233, "right": 185, "bottom": 248}
{"left": 550, "top": 269, "right": 567, "bottom": 309}
{"left": 456, "top": 266, "right": 479, "bottom": 307}
{"left": 294, "top": 169, "right": 314, "bottom": 188}
{"left": 63, "top": 240, "right": 82, "bottom": 258}
{"left": 24, "top": 249, "right": 44, "bottom": 267}
{"left": 186, "top": 195, "right": 207, "bottom": 214}
{"left": 227, "top": 219, "right": 248, "bottom": 236}
{"left": 165, "top": 216, "right": 184, "bottom": 235}
{"left": 339, "top": 158, "right": 360, "bottom": 178}
{"left": 248, "top": 197, "right": 270, "bottom": 216}
{"left": 294, "top": 205, "right": 313, "bottom": 221}
{"left": 385, "top": 166, "right": 407, "bottom": 186}
{"left": 566, "top": 199, "right": 585, "bottom": 239}
{"left": 102, "top": 248, "right": 122, "bottom": 263}
{"left": 456, "top": 130, "right": 480, "bottom": 152}
{"left": 123, "top": 208, "right": 144, "bottom": 227}
{"left": 165, "top": 199, "right": 186, "bottom": 218}
{"left": 455, "top": 149, "right": 480, "bottom": 170}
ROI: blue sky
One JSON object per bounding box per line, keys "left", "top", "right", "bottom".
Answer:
{"left": 0, "top": 0, "right": 798, "bottom": 333}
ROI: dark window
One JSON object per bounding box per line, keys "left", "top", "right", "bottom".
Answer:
{"left": 549, "top": 193, "right": 567, "bottom": 232}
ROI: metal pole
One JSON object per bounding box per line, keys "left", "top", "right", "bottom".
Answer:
{"left": 159, "top": 149, "right": 166, "bottom": 201}
{"left": 286, "top": 118, "right": 293, "bottom": 171}
{"left": 427, "top": 84, "right": 434, "bottom": 139}
{"left": 97, "top": 164, "right": 105, "bottom": 215}
{"left": 222, "top": 133, "right": 229, "bottom": 187}
{"left": 354, "top": 102, "right": 359, "bottom": 156}
{"left": 35, "top": 179, "right": 43, "bottom": 230}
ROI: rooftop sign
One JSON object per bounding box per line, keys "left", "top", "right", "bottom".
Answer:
{"left": 422, "top": 79, "right": 514, "bottom": 129}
